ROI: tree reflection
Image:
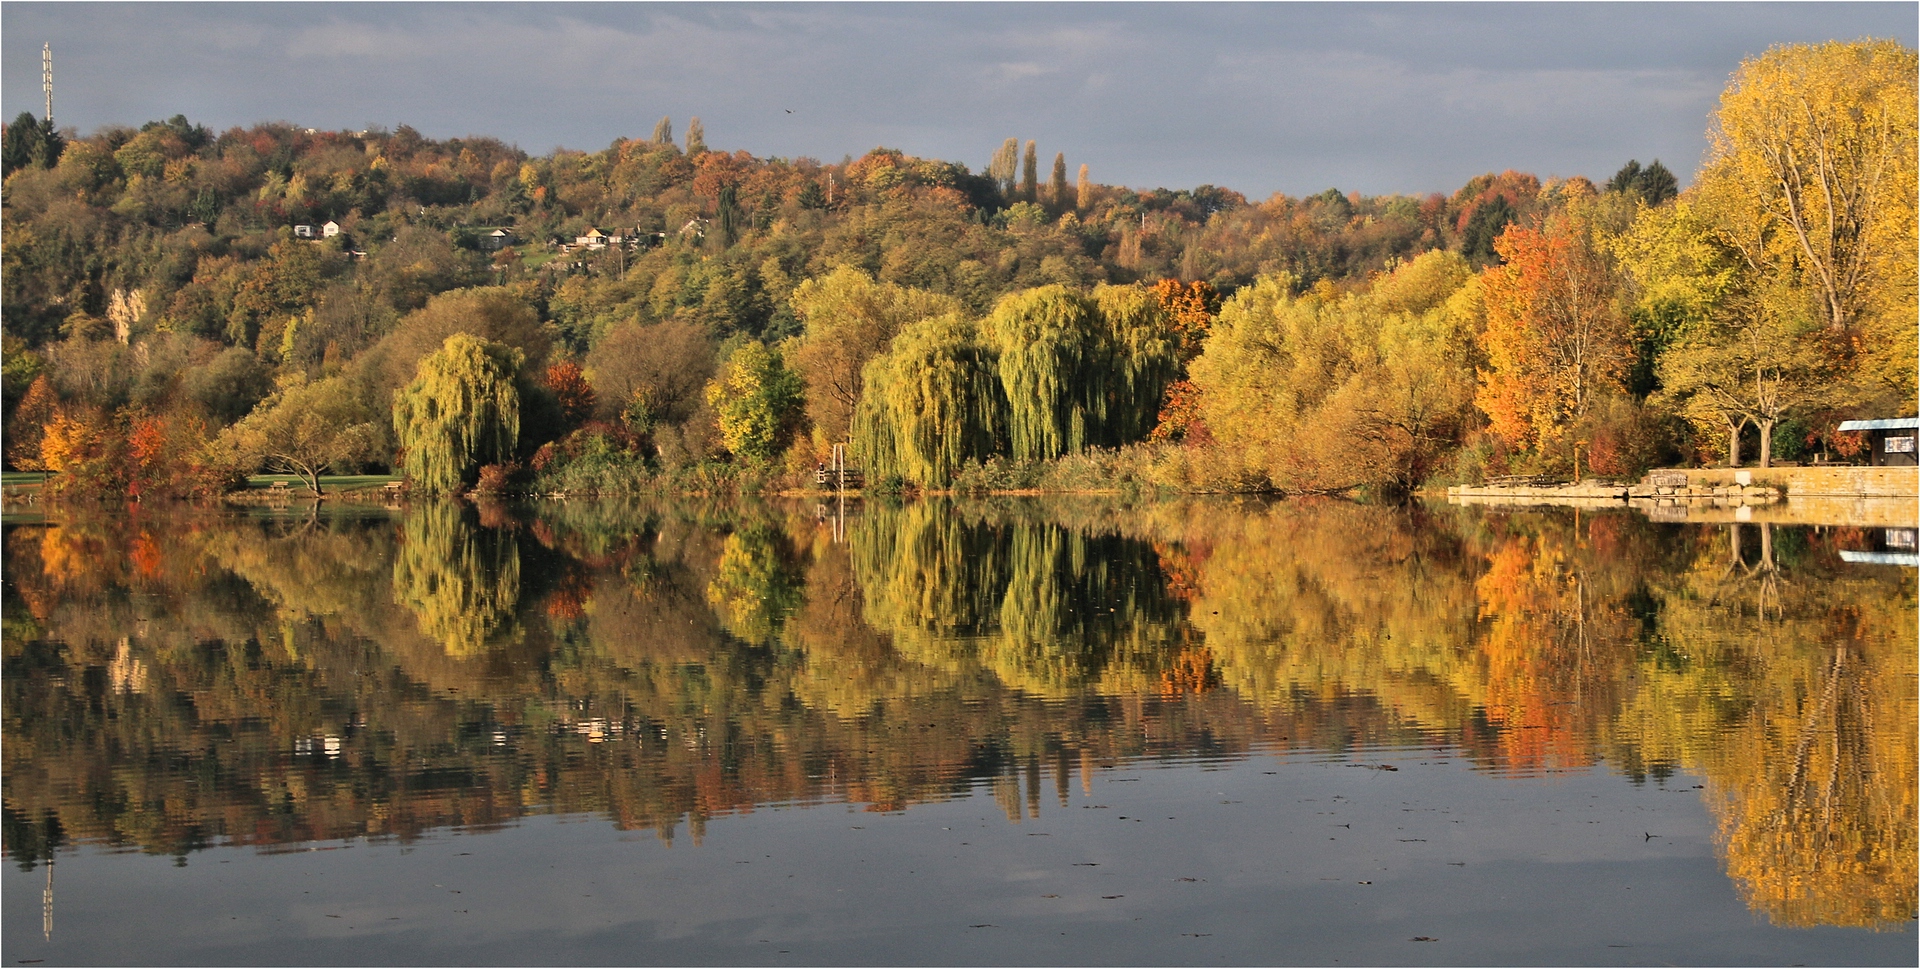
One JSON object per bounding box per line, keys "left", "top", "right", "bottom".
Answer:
{"left": 391, "top": 502, "right": 522, "bottom": 657}
{"left": 1, "top": 499, "right": 1910, "bottom": 928}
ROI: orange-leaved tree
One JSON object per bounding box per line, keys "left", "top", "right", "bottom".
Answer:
{"left": 1475, "top": 210, "right": 1630, "bottom": 463}
{"left": 544, "top": 361, "right": 597, "bottom": 431}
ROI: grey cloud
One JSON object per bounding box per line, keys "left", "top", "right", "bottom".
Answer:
{"left": 4, "top": 2, "right": 1913, "bottom": 197}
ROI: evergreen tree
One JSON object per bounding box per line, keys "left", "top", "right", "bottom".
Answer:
{"left": 1635, "top": 160, "right": 1678, "bottom": 205}
{"left": 1461, "top": 195, "right": 1517, "bottom": 264}
{"left": 1, "top": 111, "right": 60, "bottom": 177}
{"left": 717, "top": 183, "right": 741, "bottom": 247}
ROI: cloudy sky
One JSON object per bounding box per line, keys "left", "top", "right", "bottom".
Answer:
{"left": 4, "top": 3, "right": 1913, "bottom": 198}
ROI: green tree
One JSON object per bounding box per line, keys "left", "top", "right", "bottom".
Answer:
{"left": 979, "top": 286, "right": 1106, "bottom": 462}
{"left": 221, "top": 373, "right": 380, "bottom": 496}
{"left": 1, "top": 112, "right": 62, "bottom": 177}
{"left": 704, "top": 339, "right": 803, "bottom": 462}
{"left": 852, "top": 314, "right": 1006, "bottom": 485}
{"left": 1049, "top": 152, "right": 1069, "bottom": 212}
{"left": 788, "top": 267, "right": 959, "bottom": 450}
{"left": 392, "top": 333, "right": 524, "bottom": 493}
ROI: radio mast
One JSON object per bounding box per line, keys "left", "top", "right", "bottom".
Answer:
{"left": 43, "top": 43, "right": 53, "bottom": 124}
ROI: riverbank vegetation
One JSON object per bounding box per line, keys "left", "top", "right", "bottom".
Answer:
{"left": 3, "top": 40, "right": 1912, "bottom": 501}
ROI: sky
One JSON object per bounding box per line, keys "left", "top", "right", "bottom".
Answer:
{"left": 3, "top": 2, "right": 1914, "bottom": 199}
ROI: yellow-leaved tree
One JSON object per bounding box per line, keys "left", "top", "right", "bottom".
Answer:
{"left": 1688, "top": 39, "right": 1918, "bottom": 431}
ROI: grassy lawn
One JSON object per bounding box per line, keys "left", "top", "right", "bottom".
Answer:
{"left": 245, "top": 473, "right": 401, "bottom": 493}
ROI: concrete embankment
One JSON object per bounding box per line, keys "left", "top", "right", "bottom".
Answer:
{"left": 1448, "top": 466, "right": 1917, "bottom": 526}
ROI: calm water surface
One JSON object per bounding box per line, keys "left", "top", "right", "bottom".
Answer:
{"left": 2, "top": 498, "right": 1914, "bottom": 965}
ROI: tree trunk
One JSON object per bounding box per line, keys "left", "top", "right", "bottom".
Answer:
{"left": 1727, "top": 417, "right": 1744, "bottom": 467}
{"left": 1757, "top": 417, "right": 1775, "bottom": 468}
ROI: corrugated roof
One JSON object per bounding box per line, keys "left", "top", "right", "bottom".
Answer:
{"left": 1836, "top": 417, "right": 1920, "bottom": 431}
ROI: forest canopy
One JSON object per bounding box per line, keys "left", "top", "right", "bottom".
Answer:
{"left": 3, "top": 39, "right": 1913, "bottom": 497}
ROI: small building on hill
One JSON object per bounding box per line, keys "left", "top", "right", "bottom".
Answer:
{"left": 1837, "top": 417, "right": 1919, "bottom": 467}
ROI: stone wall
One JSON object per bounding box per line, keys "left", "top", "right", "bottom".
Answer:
{"left": 1664, "top": 466, "right": 1918, "bottom": 498}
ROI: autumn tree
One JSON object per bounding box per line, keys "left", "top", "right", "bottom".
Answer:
{"left": 652, "top": 116, "right": 673, "bottom": 146}
{"left": 1189, "top": 255, "right": 1480, "bottom": 492}
{"left": 979, "top": 286, "right": 1105, "bottom": 462}
{"left": 1702, "top": 40, "right": 1916, "bottom": 338}
{"left": 585, "top": 318, "right": 717, "bottom": 429}
{"left": 1693, "top": 39, "right": 1918, "bottom": 417}
{"left": 705, "top": 340, "right": 803, "bottom": 462}
{"left": 1020, "top": 140, "right": 1038, "bottom": 203}
{"left": 1076, "top": 164, "right": 1091, "bottom": 211}
{"left": 685, "top": 116, "right": 706, "bottom": 156}
{"left": 544, "top": 361, "right": 597, "bottom": 431}
{"left": 392, "top": 334, "right": 524, "bottom": 493}
{"left": 222, "top": 374, "right": 380, "bottom": 496}
{"left": 1048, "top": 152, "right": 1069, "bottom": 213}
{"left": 787, "top": 267, "right": 959, "bottom": 451}
{"left": 990, "top": 138, "right": 1019, "bottom": 199}
{"left": 851, "top": 314, "right": 1007, "bottom": 485}
{"left": 1475, "top": 208, "right": 1630, "bottom": 465}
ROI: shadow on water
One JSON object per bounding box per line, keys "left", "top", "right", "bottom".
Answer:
{"left": 2, "top": 496, "right": 1913, "bottom": 930}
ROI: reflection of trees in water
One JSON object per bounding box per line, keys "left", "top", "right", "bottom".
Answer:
{"left": 706, "top": 524, "right": 806, "bottom": 645}
{"left": 391, "top": 502, "right": 522, "bottom": 657}
{"left": 850, "top": 501, "right": 1185, "bottom": 696}
{"left": 3, "top": 501, "right": 1912, "bottom": 929}
{"left": 1630, "top": 522, "right": 1918, "bottom": 929}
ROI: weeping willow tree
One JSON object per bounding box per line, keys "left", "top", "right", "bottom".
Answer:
{"left": 852, "top": 314, "right": 1008, "bottom": 485}
{"left": 392, "top": 333, "right": 523, "bottom": 493}
{"left": 1092, "top": 284, "right": 1181, "bottom": 446}
{"left": 978, "top": 287, "right": 1110, "bottom": 462}
{"left": 391, "top": 502, "right": 522, "bottom": 658}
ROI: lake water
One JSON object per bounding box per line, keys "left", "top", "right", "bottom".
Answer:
{"left": 2, "top": 497, "right": 1914, "bottom": 966}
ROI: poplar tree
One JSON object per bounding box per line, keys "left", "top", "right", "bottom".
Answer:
{"left": 1021, "top": 141, "right": 1038, "bottom": 203}
{"left": 990, "top": 138, "right": 1019, "bottom": 199}
{"left": 1049, "top": 152, "right": 1069, "bottom": 212}
{"left": 685, "top": 116, "right": 706, "bottom": 155}
{"left": 1076, "top": 164, "right": 1091, "bottom": 211}
{"left": 392, "top": 333, "right": 524, "bottom": 493}
{"left": 652, "top": 116, "right": 673, "bottom": 146}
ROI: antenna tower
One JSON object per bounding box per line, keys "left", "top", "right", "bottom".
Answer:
{"left": 43, "top": 43, "right": 54, "bottom": 124}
